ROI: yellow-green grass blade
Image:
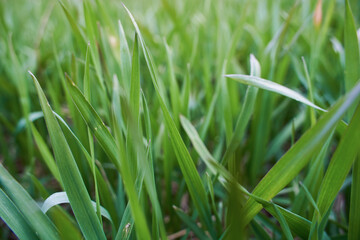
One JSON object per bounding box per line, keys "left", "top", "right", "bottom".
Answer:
{"left": 242, "top": 81, "right": 360, "bottom": 226}
{"left": 123, "top": 4, "right": 216, "bottom": 238}
{"left": 317, "top": 103, "right": 360, "bottom": 217}
{"left": 349, "top": 158, "right": 360, "bottom": 240}
{"left": 0, "top": 189, "right": 38, "bottom": 240}
{"left": 0, "top": 164, "right": 59, "bottom": 240}
{"left": 30, "top": 72, "right": 106, "bottom": 240}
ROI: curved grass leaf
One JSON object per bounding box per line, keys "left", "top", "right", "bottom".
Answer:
{"left": 0, "top": 189, "right": 38, "bottom": 240}
{"left": 242, "top": 81, "right": 360, "bottom": 226}
{"left": 29, "top": 71, "right": 106, "bottom": 240}
{"left": 41, "top": 192, "right": 112, "bottom": 223}
{"left": 0, "top": 164, "right": 59, "bottom": 240}
{"left": 15, "top": 111, "right": 43, "bottom": 134}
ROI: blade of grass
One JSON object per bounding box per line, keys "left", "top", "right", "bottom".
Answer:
{"left": 110, "top": 71, "right": 152, "bottom": 240}
{"left": 345, "top": 0, "right": 360, "bottom": 95}
{"left": 242, "top": 81, "right": 360, "bottom": 226}
{"left": 118, "top": 19, "right": 131, "bottom": 93}
{"left": 349, "top": 158, "right": 360, "bottom": 240}
{"left": 29, "top": 71, "right": 106, "bottom": 240}
{"left": 66, "top": 72, "right": 152, "bottom": 239}
{"left": 0, "top": 189, "right": 38, "bottom": 240}
{"left": 65, "top": 73, "right": 120, "bottom": 170}
{"left": 317, "top": 103, "right": 360, "bottom": 217}
{"left": 173, "top": 206, "right": 209, "bottom": 240}
{"left": 30, "top": 123, "right": 62, "bottom": 184}
{"left": 180, "top": 115, "right": 311, "bottom": 238}
{"left": 165, "top": 40, "right": 181, "bottom": 126}
{"left": 123, "top": 4, "right": 216, "bottom": 238}
{"left": 83, "top": 42, "right": 102, "bottom": 224}
{"left": 0, "top": 164, "right": 59, "bottom": 240}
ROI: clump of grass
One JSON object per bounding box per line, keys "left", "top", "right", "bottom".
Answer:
{"left": 0, "top": 0, "right": 360, "bottom": 239}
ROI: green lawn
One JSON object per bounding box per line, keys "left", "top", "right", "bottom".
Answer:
{"left": 0, "top": 0, "right": 360, "bottom": 239}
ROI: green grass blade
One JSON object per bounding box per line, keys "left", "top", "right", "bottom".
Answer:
{"left": 130, "top": 33, "right": 141, "bottom": 126}
{"left": 299, "top": 182, "right": 320, "bottom": 215}
{"left": 126, "top": 34, "right": 167, "bottom": 239}
{"left": 301, "top": 57, "right": 316, "bottom": 126}
{"left": 173, "top": 206, "right": 208, "bottom": 240}
{"left": 29, "top": 71, "right": 106, "bottom": 240}
{"left": 0, "top": 164, "right": 59, "bottom": 240}
{"left": 46, "top": 110, "right": 119, "bottom": 227}
{"left": 122, "top": 4, "right": 216, "bottom": 238}
{"left": 317, "top": 103, "right": 360, "bottom": 216}
{"left": 118, "top": 19, "right": 132, "bottom": 93}
{"left": 221, "top": 54, "right": 260, "bottom": 166}
{"left": 111, "top": 76, "right": 152, "bottom": 240}
{"left": 242, "top": 81, "right": 360, "bottom": 226}
{"left": 165, "top": 40, "right": 181, "bottom": 126}
{"left": 64, "top": 74, "right": 121, "bottom": 171}
{"left": 57, "top": 0, "right": 85, "bottom": 45}
{"left": 349, "top": 158, "right": 360, "bottom": 240}
{"left": 30, "top": 123, "right": 62, "bottom": 183}
{"left": 272, "top": 203, "right": 294, "bottom": 240}
{"left": 180, "top": 115, "right": 311, "bottom": 238}
{"left": 0, "top": 189, "right": 38, "bottom": 240}
{"left": 345, "top": 0, "right": 360, "bottom": 94}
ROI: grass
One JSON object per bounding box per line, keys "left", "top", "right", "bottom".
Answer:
{"left": 0, "top": 0, "right": 360, "bottom": 239}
